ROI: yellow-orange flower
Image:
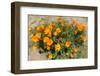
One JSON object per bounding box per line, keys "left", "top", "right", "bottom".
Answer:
{"left": 31, "top": 35, "right": 39, "bottom": 42}
{"left": 76, "top": 23, "right": 86, "bottom": 31}
{"left": 47, "top": 45, "right": 50, "bottom": 50}
{"left": 65, "top": 41, "right": 71, "bottom": 47}
{"left": 55, "top": 43, "right": 61, "bottom": 52}
{"left": 35, "top": 33, "right": 41, "bottom": 39}
{"left": 48, "top": 32, "right": 52, "bottom": 37}
{"left": 43, "top": 37, "right": 49, "bottom": 43}
{"left": 48, "top": 23, "right": 53, "bottom": 31}
{"left": 44, "top": 27, "right": 51, "bottom": 34}
{"left": 46, "top": 38, "right": 53, "bottom": 46}
{"left": 36, "top": 25, "right": 45, "bottom": 30}
{"left": 54, "top": 32, "right": 58, "bottom": 36}
{"left": 54, "top": 28, "right": 61, "bottom": 36}
{"left": 43, "top": 37, "right": 53, "bottom": 46}
{"left": 32, "top": 45, "right": 38, "bottom": 49}
{"left": 80, "top": 35, "right": 87, "bottom": 41}
{"left": 56, "top": 28, "right": 61, "bottom": 33}
{"left": 48, "top": 53, "right": 53, "bottom": 59}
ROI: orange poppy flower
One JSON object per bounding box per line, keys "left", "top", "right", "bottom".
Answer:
{"left": 55, "top": 43, "right": 61, "bottom": 52}
{"left": 43, "top": 37, "right": 49, "bottom": 43}
{"left": 56, "top": 28, "right": 61, "bottom": 33}
{"left": 48, "top": 53, "right": 53, "bottom": 59}
{"left": 44, "top": 27, "right": 51, "bottom": 34}
{"left": 48, "top": 32, "right": 52, "bottom": 37}
{"left": 46, "top": 38, "right": 53, "bottom": 46}
{"left": 54, "top": 28, "right": 61, "bottom": 36}
{"left": 54, "top": 32, "right": 58, "bottom": 36}
{"left": 76, "top": 23, "right": 86, "bottom": 31}
{"left": 31, "top": 35, "right": 39, "bottom": 42}
{"left": 65, "top": 41, "right": 71, "bottom": 47}
{"left": 43, "top": 37, "right": 53, "bottom": 46}
{"left": 36, "top": 25, "right": 45, "bottom": 30}
{"left": 48, "top": 23, "right": 53, "bottom": 31}
{"left": 35, "top": 33, "right": 41, "bottom": 39}
{"left": 47, "top": 45, "right": 50, "bottom": 50}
